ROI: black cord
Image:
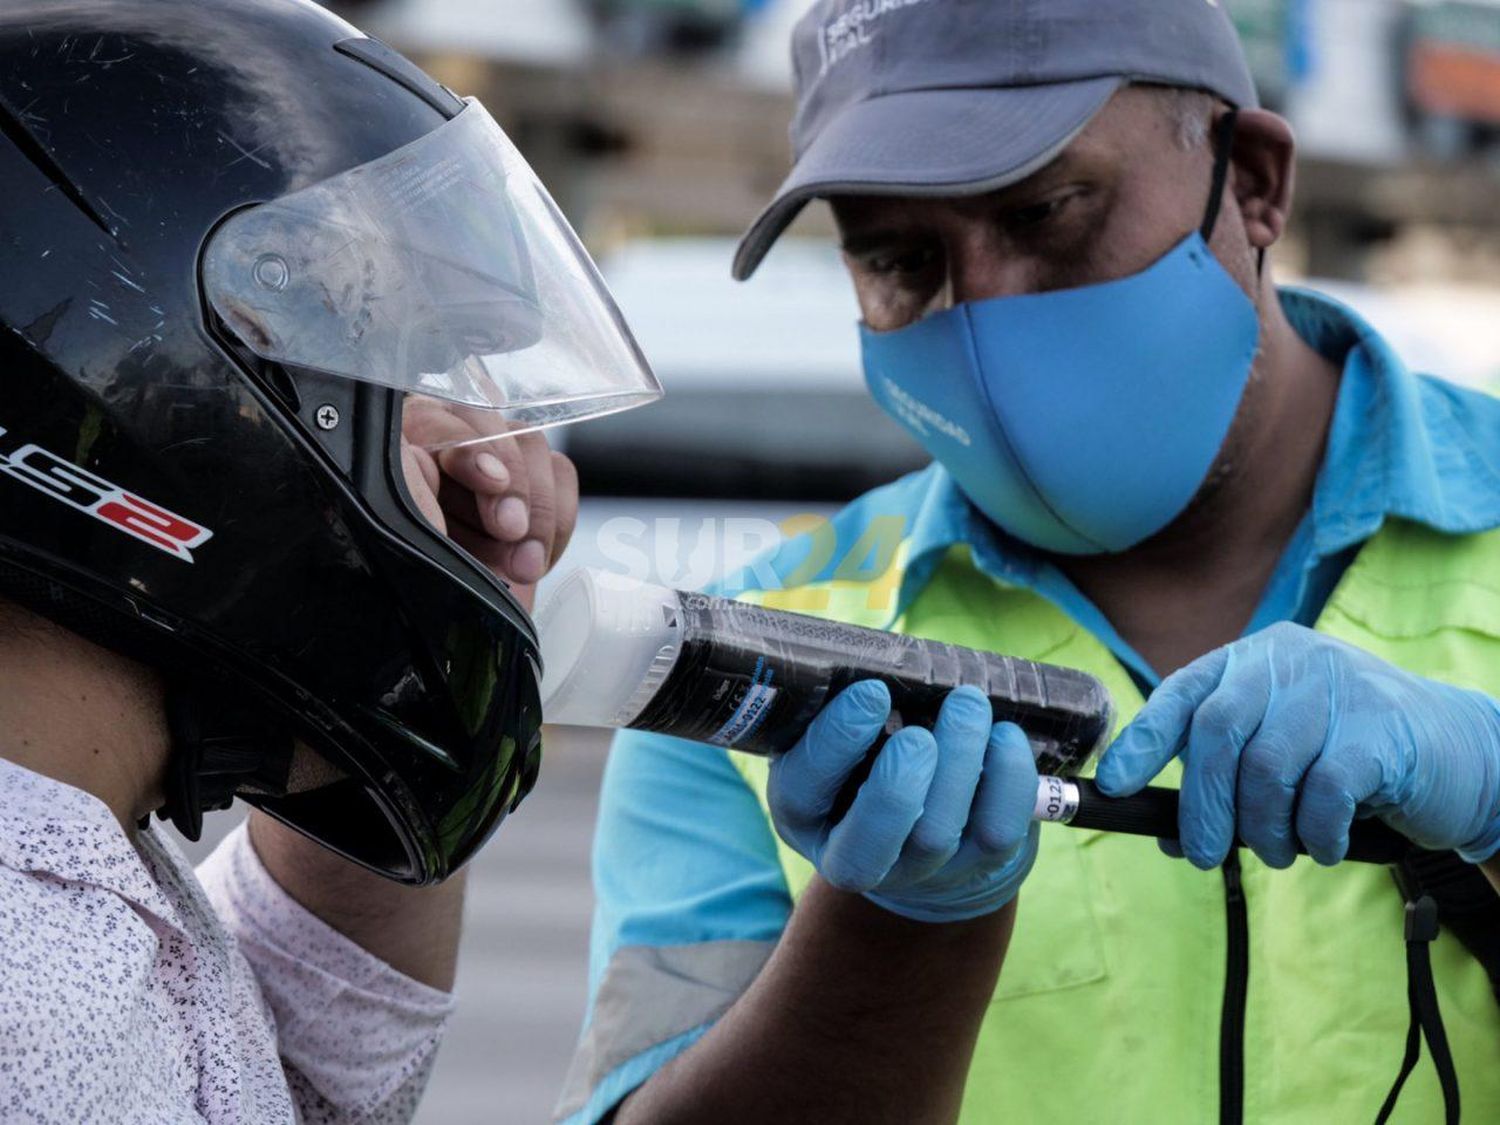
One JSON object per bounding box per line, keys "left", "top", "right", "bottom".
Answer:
{"left": 1374, "top": 991, "right": 1422, "bottom": 1125}
{"left": 1200, "top": 110, "right": 1240, "bottom": 244}
{"left": 1375, "top": 896, "right": 1461, "bottom": 1125}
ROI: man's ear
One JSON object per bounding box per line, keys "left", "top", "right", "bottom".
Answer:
{"left": 1228, "top": 109, "right": 1296, "bottom": 251}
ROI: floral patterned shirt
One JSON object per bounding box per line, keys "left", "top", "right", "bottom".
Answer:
{"left": 0, "top": 758, "right": 455, "bottom": 1123}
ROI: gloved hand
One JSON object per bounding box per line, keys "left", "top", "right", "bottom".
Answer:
{"left": 768, "top": 680, "right": 1040, "bottom": 923}
{"left": 1095, "top": 623, "right": 1500, "bottom": 868}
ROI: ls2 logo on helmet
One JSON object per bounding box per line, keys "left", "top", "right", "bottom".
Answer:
{"left": 0, "top": 426, "right": 214, "bottom": 563}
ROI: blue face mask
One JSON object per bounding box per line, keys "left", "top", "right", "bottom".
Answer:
{"left": 860, "top": 118, "right": 1260, "bottom": 556}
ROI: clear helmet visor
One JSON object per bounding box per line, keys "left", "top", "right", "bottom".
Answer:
{"left": 203, "top": 100, "right": 661, "bottom": 450}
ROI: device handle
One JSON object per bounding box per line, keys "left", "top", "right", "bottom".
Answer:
{"left": 1039, "top": 777, "right": 1414, "bottom": 866}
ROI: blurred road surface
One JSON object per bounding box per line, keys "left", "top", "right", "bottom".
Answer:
{"left": 415, "top": 727, "right": 609, "bottom": 1124}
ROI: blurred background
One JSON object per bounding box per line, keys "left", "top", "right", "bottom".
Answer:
{"left": 187, "top": 0, "right": 1500, "bottom": 1119}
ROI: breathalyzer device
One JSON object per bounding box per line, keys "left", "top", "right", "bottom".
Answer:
{"left": 536, "top": 569, "right": 1410, "bottom": 865}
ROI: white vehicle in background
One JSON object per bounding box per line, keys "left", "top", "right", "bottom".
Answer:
{"left": 540, "top": 239, "right": 913, "bottom": 594}
{"left": 570, "top": 238, "right": 928, "bottom": 503}
{"left": 1311, "top": 278, "right": 1500, "bottom": 393}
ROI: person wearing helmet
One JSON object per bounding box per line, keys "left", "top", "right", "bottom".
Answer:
{"left": 0, "top": 0, "right": 659, "bottom": 1121}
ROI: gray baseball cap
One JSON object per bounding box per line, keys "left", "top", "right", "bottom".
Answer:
{"left": 733, "top": 0, "right": 1259, "bottom": 280}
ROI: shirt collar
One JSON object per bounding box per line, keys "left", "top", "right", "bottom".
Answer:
{"left": 893, "top": 286, "right": 1500, "bottom": 618}
{"left": 0, "top": 757, "right": 188, "bottom": 934}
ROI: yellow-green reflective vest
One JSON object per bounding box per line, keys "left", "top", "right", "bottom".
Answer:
{"left": 729, "top": 518, "right": 1500, "bottom": 1124}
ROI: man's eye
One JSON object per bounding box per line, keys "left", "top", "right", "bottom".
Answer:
{"left": 1010, "top": 195, "right": 1074, "bottom": 229}
{"left": 866, "top": 247, "right": 938, "bottom": 276}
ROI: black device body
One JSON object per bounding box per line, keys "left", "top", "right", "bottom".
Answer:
{"left": 629, "top": 590, "right": 1115, "bottom": 774}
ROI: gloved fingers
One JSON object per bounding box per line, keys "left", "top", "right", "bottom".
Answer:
{"left": 1234, "top": 738, "right": 1309, "bottom": 869}
{"left": 1008, "top": 820, "right": 1043, "bottom": 891}
{"left": 1096, "top": 647, "right": 1230, "bottom": 797}
{"left": 769, "top": 680, "right": 891, "bottom": 839}
{"left": 879, "top": 819, "right": 1041, "bottom": 922}
{"left": 1235, "top": 680, "right": 1332, "bottom": 869}
{"left": 821, "top": 726, "right": 937, "bottom": 893}
{"left": 868, "top": 721, "right": 1039, "bottom": 914}
{"left": 1177, "top": 649, "right": 1267, "bottom": 869}
{"left": 968, "top": 722, "right": 1041, "bottom": 859}
{"left": 1295, "top": 740, "right": 1381, "bottom": 866}
{"left": 899, "top": 687, "right": 991, "bottom": 877}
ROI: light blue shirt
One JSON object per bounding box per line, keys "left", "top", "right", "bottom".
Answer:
{"left": 561, "top": 289, "right": 1500, "bottom": 1123}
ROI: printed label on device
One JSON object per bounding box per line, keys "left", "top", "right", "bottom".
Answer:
{"left": 1033, "top": 776, "right": 1079, "bottom": 824}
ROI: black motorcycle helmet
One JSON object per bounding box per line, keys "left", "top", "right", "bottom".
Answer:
{"left": 0, "top": 0, "right": 659, "bottom": 882}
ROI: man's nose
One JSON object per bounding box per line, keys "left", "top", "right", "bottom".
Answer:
{"left": 945, "top": 241, "right": 1038, "bottom": 307}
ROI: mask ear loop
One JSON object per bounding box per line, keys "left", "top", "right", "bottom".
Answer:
{"left": 1200, "top": 110, "right": 1238, "bottom": 243}
{"left": 1199, "top": 109, "right": 1267, "bottom": 279}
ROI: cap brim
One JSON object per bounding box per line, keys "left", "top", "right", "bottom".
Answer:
{"left": 733, "top": 76, "right": 1123, "bottom": 280}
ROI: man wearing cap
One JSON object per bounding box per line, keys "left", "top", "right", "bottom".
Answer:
{"left": 557, "top": 3, "right": 1500, "bottom": 1122}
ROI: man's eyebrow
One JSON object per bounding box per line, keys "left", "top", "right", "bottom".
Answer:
{"left": 991, "top": 151, "right": 1088, "bottom": 198}
{"left": 838, "top": 229, "right": 917, "bottom": 256}
{"left": 836, "top": 153, "right": 1097, "bottom": 255}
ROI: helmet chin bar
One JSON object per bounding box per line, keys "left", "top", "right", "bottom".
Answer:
{"left": 157, "top": 687, "right": 295, "bottom": 841}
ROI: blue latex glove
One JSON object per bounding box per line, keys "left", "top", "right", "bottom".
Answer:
{"left": 767, "top": 680, "right": 1040, "bottom": 923}
{"left": 1096, "top": 623, "right": 1500, "bottom": 869}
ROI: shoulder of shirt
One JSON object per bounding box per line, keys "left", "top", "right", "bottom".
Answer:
{"left": 1285, "top": 284, "right": 1500, "bottom": 538}
{"left": 0, "top": 862, "right": 159, "bottom": 1013}
{"left": 1402, "top": 370, "right": 1500, "bottom": 532}
{"left": 0, "top": 865, "right": 188, "bottom": 1113}
{"left": 1415, "top": 368, "right": 1500, "bottom": 432}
